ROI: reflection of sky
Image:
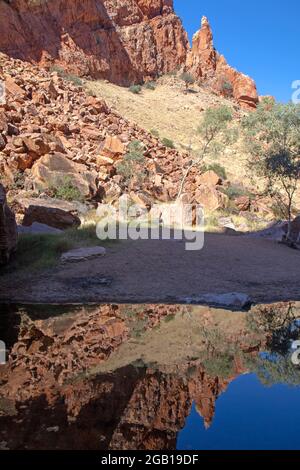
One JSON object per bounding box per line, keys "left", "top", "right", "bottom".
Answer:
{"left": 177, "top": 373, "right": 300, "bottom": 450}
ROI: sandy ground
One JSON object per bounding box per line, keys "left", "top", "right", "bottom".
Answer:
{"left": 1, "top": 233, "right": 300, "bottom": 306}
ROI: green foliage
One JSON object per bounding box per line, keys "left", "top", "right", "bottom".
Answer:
{"left": 50, "top": 65, "right": 83, "bottom": 87}
{"left": 129, "top": 85, "right": 142, "bottom": 95}
{"left": 177, "top": 105, "right": 235, "bottom": 199}
{"left": 50, "top": 176, "right": 84, "bottom": 202}
{"left": 150, "top": 129, "right": 160, "bottom": 138}
{"left": 116, "top": 140, "right": 146, "bottom": 188}
{"left": 204, "top": 163, "right": 227, "bottom": 180}
{"left": 162, "top": 137, "right": 175, "bottom": 149}
{"left": 220, "top": 79, "right": 234, "bottom": 97}
{"left": 9, "top": 171, "right": 25, "bottom": 190}
{"left": 243, "top": 102, "right": 300, "bottom": 225}
{"left": 221, "top": 184, "right": 251, "bottom": 200}
{"left": 144, "top": 81, "right": 156, "bottom": 91}
{"left": 4, "top": 225, "right": 114, "bottom": 273}
{"left": 180, "top": 72, "right": 195, "bottom": 90}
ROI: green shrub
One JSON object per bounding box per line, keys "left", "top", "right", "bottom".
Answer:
{"left": 162, "top": 137, "right": 175, "bottom": 149}
{"left": 50, "top": 176, "right": 84, "bottom": 202}
{"left": 144, "top": 81, "right": 156, "bottom": 91}
{"left": 49, "top": 65, "right": 83, "bottom": 87}
{"left": 204, "top": 163, "right": 227, "bottom": 180}
{"left": 180, "top": 72, "right": 195, "bottom": 91}
{"left": 150, "top": 129, "right": 160, "bottom": 138}
{"left": 116, "top": 140, "right": 146, "bottom": 187}
{"left": 129, "top": 85, "right": 142, "bottom": 95}
{"left": 221, "top": 80, "right": 234, "bottom": 97}
{"left": 221, "top": 184, "right": 251, "bottom": 200}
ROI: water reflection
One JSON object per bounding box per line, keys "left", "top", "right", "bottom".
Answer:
{"left": 0, "top": 302, "right": 300, "bottom": 450}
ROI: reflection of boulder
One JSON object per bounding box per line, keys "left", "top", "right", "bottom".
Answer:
{"left": 0, "top": 183, "right": 17, "bottom": 264}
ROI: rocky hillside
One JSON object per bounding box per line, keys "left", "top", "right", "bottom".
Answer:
{"left": 1, "top": 53, "right": 209, "bottom": 211}
{"left": 0, "top": 0, "right": 258, "bottom": 108}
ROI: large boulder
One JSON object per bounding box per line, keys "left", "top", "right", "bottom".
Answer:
{"left": 21, "top": 199, "right": 82, "bottom": 230}
{"left": 0, "top": 184, "right": 17, "bottom": 264}
{"left": 196, "top": 170, "right": 222, "bottom": 187}
{"left": 194, "top": 185, "right": 228, "bottom": 212}
{"left": 30, "top": 153, "right": 97, "bottom": 198}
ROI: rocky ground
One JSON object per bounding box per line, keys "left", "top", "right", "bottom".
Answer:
{"left": 1, "top": 234, "right": 300, "bottom": 305}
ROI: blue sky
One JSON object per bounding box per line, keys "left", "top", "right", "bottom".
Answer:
{"left": 174, "top": 0, "right": 300, "bottom": 102}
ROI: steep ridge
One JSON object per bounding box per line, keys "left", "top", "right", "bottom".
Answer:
{"left": 0, "top": 1, "right": 258, "bottom": 108}
{"left": 187, "top": 17, "right": 258, "bottom": 109}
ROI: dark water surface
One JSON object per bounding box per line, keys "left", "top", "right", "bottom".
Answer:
{"left": 0, "top": 302, "right": 300, "bottom": 450}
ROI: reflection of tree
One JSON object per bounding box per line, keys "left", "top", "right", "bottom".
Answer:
{"left": 247, "top": 303, "right": 300, "bottom": 355}
{"left": 246, "top": 303, "right": 300, "bottom": 386}
{"left": 247, "top": 353, "right": 300, "bottom": 387}
{"left": 196, "top": 325, "right": 240, "bottom": 378}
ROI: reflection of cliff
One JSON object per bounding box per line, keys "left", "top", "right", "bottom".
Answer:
{"left": 0, "top": 302, "right": 296, "bottom": 450}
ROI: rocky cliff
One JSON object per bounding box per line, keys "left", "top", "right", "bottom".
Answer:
{"left": 0, "top": 0, "right": 188, "bottom": 85}
{"left": 187, "top": 17, "right": 258, "bottom": 109}
{"left": 0, "top": 1, "right": 258, "bottom": 108}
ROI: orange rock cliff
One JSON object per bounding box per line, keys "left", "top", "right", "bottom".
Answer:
{"left": 0, "top": 0, "right": 258, "bottom": 109}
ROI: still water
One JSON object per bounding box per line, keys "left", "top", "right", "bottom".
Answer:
{"left": 0, "top": 302, "right": 300, "bottom": 450}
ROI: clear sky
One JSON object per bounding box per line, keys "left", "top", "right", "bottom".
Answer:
{"left": 174, "top": 0, "right": 300, "bottom": 102}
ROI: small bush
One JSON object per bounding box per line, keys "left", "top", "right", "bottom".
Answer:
{"left": 129, "top": 85, "right": 142, "bottom": 95}
{"left": 221, "top": 184, "right": 251, "bottom": 200}
{"left": 116, "top": 140, "right": 146, "bottom": 188}
{"left": 150, "top": 129, "right": 160, "bottom": 138}
{"left": 221, "top": 80, "right": 234, "bottom": 97}
{"left": 50, "top": 65, "right": 83, "bottom": 87}
{"left": 50, "top": 176, "right": 84, "bottom": 202}
{"left": 180, "top": 72, "right": 195, "bottom": 91}
{"left": 144, "top": 81, "right": 156, "bottom": 91}
{"left": 204, "top": 163, "right": 227, "bottom": 180}
{"left": 65, "top": 74, "right": 83, "bottom": 87}
{"left": 162, "top": 137, "right": 175, "bottom": 149}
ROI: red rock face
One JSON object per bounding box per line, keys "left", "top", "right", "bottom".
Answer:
{"left": 0, "top": 0, "right": 188, "bottom": 85}
{"left": 0, "top": 3, "right": 258, "bottom": 108}
{"left": 187, "top": 17, "right": 259, "bottom": 109}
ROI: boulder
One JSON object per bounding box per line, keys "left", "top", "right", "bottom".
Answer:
{"left": 196, "top": 170, "right": 222, "bottom": 187}
{"left": 18, "top": 223, "right": 63, "bottom": 235}
{"left": 31, "top": 153, "right": 97, "bottom": 198}
{"left": 22, "top": 204, "right": 81, "bottom": 230}
{"left": 182, "top": 292, "right": 252, "bottom": 310}
{"left": 61, "top": 246, "right": 106, "bottom": 263}
{"left": 0, "top": 183, "right": 17, "bottom": 264}
{"left": 194, "top": 185, "right": 228, "bottom": 212}
{"left": 100, "top": 135, "right": 125, "bottom": 160}
{"left": 235, "top": 195, "right": 251, "bottom": 212}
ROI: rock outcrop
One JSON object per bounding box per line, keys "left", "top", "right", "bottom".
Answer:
{"left": 0, "top": 2, "right": 258, "bottom": 108}
{"left": 0, "top": 183, "right": 17, "bottom": 264}
{"left": 0, "top": 0, "right": 188, "bottom": 85}
{"left": 187, "top": 17, "right": 259, "bottom": 109}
